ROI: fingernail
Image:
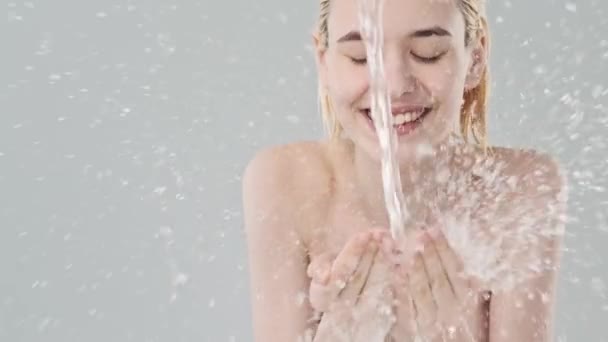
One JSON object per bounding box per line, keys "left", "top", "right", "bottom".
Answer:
{"left": 413, "top": 239, "right": 425, "bottom": 252}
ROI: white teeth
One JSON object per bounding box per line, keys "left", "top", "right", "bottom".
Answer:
{"left": 393, "top": 111, "right": 422, "bottom": 125}
{"left": 394, "top": 114, "right": 407, "bottom": 125}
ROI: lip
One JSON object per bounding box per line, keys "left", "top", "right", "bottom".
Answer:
{"left": 361, "top": 106, "right": 432, "bottom": 136}
{"left": 390, "top": 104, "right": 430, "bottom": 115}
{"left": 361, "top": 104, "right": 432, "bottom": 116}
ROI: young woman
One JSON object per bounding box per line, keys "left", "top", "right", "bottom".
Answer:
{"left": 243, "top": 0, "right": 567, "bottom": 341}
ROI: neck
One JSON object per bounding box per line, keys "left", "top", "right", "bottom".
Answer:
{"left": 350, "top": 135, "right": 461, "bottom": 230}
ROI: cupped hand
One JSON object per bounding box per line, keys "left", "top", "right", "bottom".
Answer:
{"left": 390, "top": 226, "right": 484, "bottom": 341}
{"left": 308, "top": 228, "right": 399, "bottom": 341}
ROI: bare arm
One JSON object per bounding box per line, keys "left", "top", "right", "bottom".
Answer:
{"left": 489, "top": 235, "right": 562, "bottom": 341}
{"left": 489, "top": 155, "right": 568, "bottom": 341}
{"left": 242, "top": 148, "right": 316, "bottom": 342}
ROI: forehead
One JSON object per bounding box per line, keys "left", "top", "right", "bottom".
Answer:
{"left": 327, "top": 0, "right": 465, "bottom": 40}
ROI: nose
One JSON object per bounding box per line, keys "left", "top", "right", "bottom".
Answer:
{"left": 383, "top": 55, "right": 417, "bottom": 99}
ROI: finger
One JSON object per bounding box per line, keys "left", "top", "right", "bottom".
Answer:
{"left": 400, "top": 229, "right": 427, "bottom": 262}
{"left": 307, "top": 253, "right": 334, "bottom": 284}
{"left": 337, "top": 239, "right": 379, "bottom": 305}
{"left": 420, "top": 231, "right": 459, "bottom": 322}
{"left": 357, "top": 250, "right": 396, "bottom": 337}
{"left": 327, "top": 232, "right": 373, "bottom": 302}
{"left": 369, "top": 228, "right": 398, "bottom": 256}
{"left": 430, "top": 228, "right": 477, "bottom": 298}
{"left": 408, "top": 282, "right": 431, "bottom": 342}
{"left": 308, "top": 233, "right": 370, "bottom": 312}
{"left": 357, "top": 236, "right": 395, "bottom": 309}
{"left": 408, "top": 251, "right": 437, "bottom": 332}
{"left": 307, "top": 253, "right": 338, "bottom": 312}
{"left": 309, "top": 253, "right": 344, "bottom": 312}
{"left": 309, "top": 278, "right": 334, "bottom": 312}
{"left": 390, "top": 266, "right": 418, "bottom": 340}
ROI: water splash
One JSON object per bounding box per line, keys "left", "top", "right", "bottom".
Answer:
{"left": 357, "top": 0, "right": 409, "bottom": 242}
{"left": 353, "top": 1, "right": 570, "bottom": 341}
{"left": 355, "top": 1, "right": 484, "bottom": 341}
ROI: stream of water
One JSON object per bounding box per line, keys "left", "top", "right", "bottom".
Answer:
{"left": 357, "top": 0, "right": 410, "bottom": 243}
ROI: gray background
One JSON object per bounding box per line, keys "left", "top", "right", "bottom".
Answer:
{"left": 3, "top": 0, "right": 607, "bottom": 341}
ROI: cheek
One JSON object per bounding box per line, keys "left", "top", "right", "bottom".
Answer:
{"left": 326, "top": 56, "right": 368, "bottom": 107}
{"left": 417, "top": 58, "right": 467, "bottom": 108}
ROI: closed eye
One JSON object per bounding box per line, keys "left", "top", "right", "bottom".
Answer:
{"left": 349, "top": 57, "right": 367, "bottom": 65}
{"left": 411, "top": 51, "right": 446, "bottom": 64}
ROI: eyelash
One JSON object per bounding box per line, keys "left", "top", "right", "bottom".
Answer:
{"left": 350, "top": 57, "right": 367, "bottom": 65}
{"left": 349, "top": 52, "right": 446, "bottom": 65}
{"left": 412, "top": 52, "right": 445, "bottom": 64}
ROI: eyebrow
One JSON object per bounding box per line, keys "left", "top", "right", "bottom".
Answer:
{"left": 336, "top": 26, "right": 452, "bottom": 43}
{"left": 412, "top": 26, "right": 452, "bottom": 38}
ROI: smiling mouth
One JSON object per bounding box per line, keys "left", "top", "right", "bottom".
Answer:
{"left": 361, "top": 106, "right": 432, "bottom": 127}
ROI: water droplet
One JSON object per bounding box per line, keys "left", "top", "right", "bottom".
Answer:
{"left": 447, "top": 325, "right": 456, "bottom": 338}
{"left": 158, "top": 226, "right": 173, "bottom": 238}
{"left": 277, "top": 12, "right": 288, "bottom": 24}
{"left": 173, "top": 272, "right": 189, "bottom": 286}
{"left": 295, "top": 291, "right": 306, "bottom": 306}
{"left": 592, "top": 85, "right": 604, "bottom": 99}
{"left": 565, "top": 3, "right": 576, "bottom": 12}
{"left": 286, "top": 115, "right": 300, "bottom": 124}
{"left": 591, "top": 277, "right": 606, "bottom": 298}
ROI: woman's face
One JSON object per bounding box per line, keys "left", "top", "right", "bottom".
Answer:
{"left": 315, "top": 0, "right": 486, "bottom": 163}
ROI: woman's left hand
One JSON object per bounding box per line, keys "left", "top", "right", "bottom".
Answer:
{"left": 388, "top": 227, "right": 483, "bottom": 341}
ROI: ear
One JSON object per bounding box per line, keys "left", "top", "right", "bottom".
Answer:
{"left": 464, "top": 33, "right": 488, "bottom": 91}
{"left": 312, "top": 32, "right": 329, "bottom": 88}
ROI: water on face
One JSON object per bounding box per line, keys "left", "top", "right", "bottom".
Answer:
{"left": 357, "top": 0, "right": 409, "bottom": 242}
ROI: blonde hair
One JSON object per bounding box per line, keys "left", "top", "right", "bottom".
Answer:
{"left": 317, "top": 0, "right": 490, "bottom": 151}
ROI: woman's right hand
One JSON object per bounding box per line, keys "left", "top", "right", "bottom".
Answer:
{"left": 307, "top": 229, "right": 398, "bottom": 341}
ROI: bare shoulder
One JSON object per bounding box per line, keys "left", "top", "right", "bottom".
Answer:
{"left": 242, "top": 140, "right": 333, "bottom": 201}
{"left": 485, "top": 146, "right": 568, "bottom": 240}
{"left": 242, "top": 140, "right": 335, "bottom": 246}
{"left": 490, "top": 146, "right": 567, "bottom": 197}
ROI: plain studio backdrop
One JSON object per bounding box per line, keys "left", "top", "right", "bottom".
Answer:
{"left": 3, "top": 0, "right": 607, "bottom": 341}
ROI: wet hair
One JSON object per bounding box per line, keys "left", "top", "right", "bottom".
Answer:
{"left": 316, "top": 0, "right": 489, "bottom": 150}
